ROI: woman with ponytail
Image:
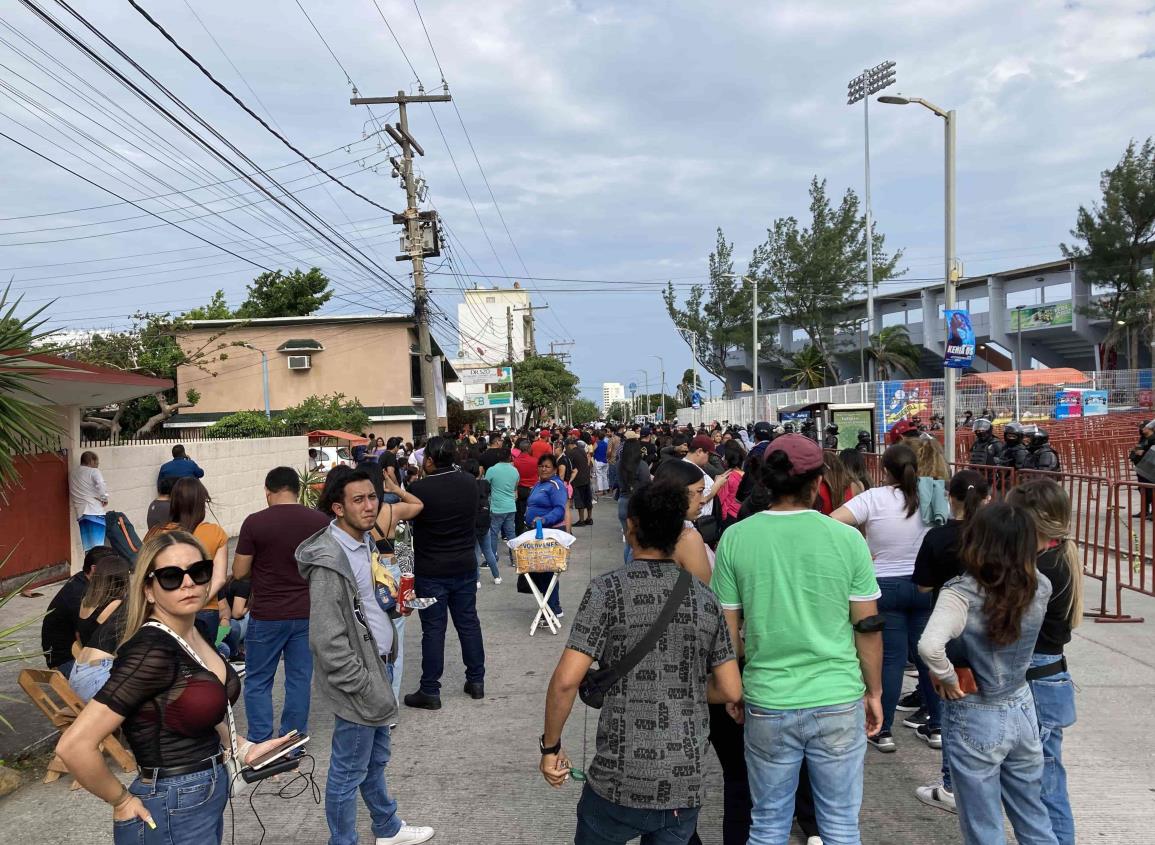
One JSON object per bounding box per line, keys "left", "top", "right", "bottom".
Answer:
{"left": 1005, "top": 478, "right": 1081, "bottom": 845}
{"left": 832, "top": 442, "right": 933, "bottom": 752}
{"left": 918, "top": 503, "right": 1057, "bottom": 845}
{"left": 910, "top": 469, "right": 991, "bottom": 813}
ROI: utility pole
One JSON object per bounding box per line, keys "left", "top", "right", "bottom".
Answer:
{"left": 351, "top": 89, "right": 451, "bottom": 434}
{"left": 512, "top": 303, "right": 547, "bottom": 357}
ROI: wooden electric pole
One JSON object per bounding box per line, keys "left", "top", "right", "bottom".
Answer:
{"left": 512, "top": 303, "right": 547, "bottom": 357}
{"left": 351, "top": 90, "right": 451, "bottom": 434}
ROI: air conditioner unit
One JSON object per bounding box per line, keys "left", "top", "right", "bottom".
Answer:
{"left": 287, "top": 355, "right": 311, "bottom": 370}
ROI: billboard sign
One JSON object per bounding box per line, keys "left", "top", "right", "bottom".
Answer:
{"left": 459, "top": 366, "right": 512, "bottom": 386}
{"left": 943, "top": 309, "right": 976, "bottom": 369}
{"left": 1010, "top": 301, "right": 1072, "bottom": 331}
{"left": 465, "top": 391, "right": 513, "bottom": 409}
{"left": 878, "top": 379, "right": 933, "bottom": 433}
{"left": 1082, "top": 389, "right": 1108, "bottom": 417}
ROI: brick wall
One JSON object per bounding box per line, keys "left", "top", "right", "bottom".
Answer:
{"left": 89, "top": 436, "right": 308, "bottom": 536}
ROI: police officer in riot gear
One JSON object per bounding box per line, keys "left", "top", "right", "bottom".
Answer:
{"left": 800, "top": 419, "right": 818, "bottom": 442}
{"left": 1024, "top": 425, "right": 1060, "bottom": 471}
{"left": 969, "top": 418, "right": 1004, "bottom": 466}
{"left": 856, "top": 430, "right": 872, "bottom": 452}
{"left": 999, "top": 421, "right": 1030, "bottom": 470}
{"left": 823, "top": 423, "right": 840, "bottom": 450}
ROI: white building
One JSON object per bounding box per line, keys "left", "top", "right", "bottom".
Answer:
{"left": 602, "top": 382, "right": 625, "bottom": 414}
{"left": 452, "top": 284, "right": 536, "bottom": 430}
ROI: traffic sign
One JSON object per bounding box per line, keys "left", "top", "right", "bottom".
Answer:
{"left": 628, "top": 381, "right": 637, "bottom": 392}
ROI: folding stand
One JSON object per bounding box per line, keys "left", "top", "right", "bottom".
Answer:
{"left": 527, "top": 572, "right": 561, "bottom": 636}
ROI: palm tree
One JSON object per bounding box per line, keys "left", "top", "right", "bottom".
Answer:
{"left": 867, "top": 325, "right": 922, "bottom": 381}
{"left": 784, "top": 345, "right": 828, "bottom": 389}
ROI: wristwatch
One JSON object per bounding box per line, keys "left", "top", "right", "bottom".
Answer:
{"left": 539, "top": 734, "right": 561, "bottom": 756}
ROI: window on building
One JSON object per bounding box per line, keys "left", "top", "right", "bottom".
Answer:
{"left": 791, "top": 328, "right": 807, "bottom": 343}
{"left": 1044, "top": 283, "right": 1071, "bottom": 303}
{"left": 485, "top": 296, "right": 496, "bottom": 304}
{"left": 881, "top": 310, "right": 905, "bottom": 327}
{"left": 937, "top": 303, "right": 945, "bottom": 318}
{"left": 907, "top": 308, "right": 923, "bottom": 325}
{"left": 410, "top": 352, "right": 422, "bottom": 398}
{"left": 1006, "top": 288, "right": 1040, "bottom": 309}
{"left": 969, "top": 296, "right": 989, "bottom": 314}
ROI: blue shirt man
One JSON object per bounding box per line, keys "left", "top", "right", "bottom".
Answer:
{"left": 157, "top": 444, "right": 205, "bottom": 484}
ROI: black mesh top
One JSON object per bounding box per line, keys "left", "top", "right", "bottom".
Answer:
{"left": 76, "top": 601, "right": 125, "bottom": 654}
{"left": 93, "top": 625, "right": 240, "bottom": 769}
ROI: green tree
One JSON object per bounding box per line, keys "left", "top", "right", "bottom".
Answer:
{"left": 663, "top": 229, "right": 757, "bottom": 396}
{"left": 867, "top": 325, "right": 923, "bottom": 380}
{"left": 447, "top": 396, "right": 485, "bottom": 433}
{"left": 205, "top": 410, "right": 280, "bottom": 438}
{"left": 511, "top": 355, "right": 579, "bottom": 424}
{"left": 280, "top": 392, "right": 369, "bottom": 434}
{"left": 749, "top": 176, "right": 902, "bottom": 383}
{"left": 236, "top": 268, "right": 332, "bottom": 318}
{"left": 70, "top": 311, "right": 215, "bottom": 437}
{"left": 606, "top": 400, "right": 631, "bottom": 422}
{"left": 183, "top": 290, "right": 234, "bottom": 321}
{"left": 569, "top": 398, "right": 600, "bottom": 425}
{"left": 1061, "top": 138, "right": 1155, "bottom": 362}
{"left": 784, "top": 344, "right": 828, "bottom": 389}
{"left": 675, "top": 368, "right": 704, "bottom": 406}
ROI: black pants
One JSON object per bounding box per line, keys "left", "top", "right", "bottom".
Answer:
{"left": 687, "top": 703, "right": 818, "bottom": 844}
{"left": 516, "top": 485, "right": 531, "bottom": 533}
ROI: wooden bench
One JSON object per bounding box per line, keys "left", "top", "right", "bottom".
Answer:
{"left": 17, "top": 668, "right": 134, "bottom": 786}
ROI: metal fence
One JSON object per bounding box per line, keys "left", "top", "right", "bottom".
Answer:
{"left": 679, "top": 368, "right": 1154, "bottom": 427}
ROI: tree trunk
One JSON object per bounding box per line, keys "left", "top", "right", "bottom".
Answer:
{"left": 83, "top": 405, "right": 124, "bottom": 439}
{"left": 134, "top": 392, "right": 194, "bottom": 438}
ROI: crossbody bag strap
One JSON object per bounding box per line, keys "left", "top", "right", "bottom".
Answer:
{"left": 144, "top": 620, "right": 239, "bottom": 762}
{"left": 601, "top": 568, "right": 691, "bottom": 685}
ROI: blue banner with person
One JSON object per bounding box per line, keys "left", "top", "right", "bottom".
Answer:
{"left": 944, "top": 309, "right": 976, "bottom": 369}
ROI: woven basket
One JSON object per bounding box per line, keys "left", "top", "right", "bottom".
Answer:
{"left": 512, "top": 539, "right": 570, "bottom": 574}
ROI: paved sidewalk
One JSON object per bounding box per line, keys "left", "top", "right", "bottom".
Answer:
{"left": 1, "top": 498, "right": 1154, "bottom": 842}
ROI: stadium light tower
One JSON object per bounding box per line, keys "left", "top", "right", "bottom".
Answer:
{"left": 847, "top": 61, "right": 897, "bottom": 381}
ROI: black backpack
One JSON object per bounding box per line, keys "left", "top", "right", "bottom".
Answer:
{"left": 104, "top": 510, "right": 142, "bottom": 565}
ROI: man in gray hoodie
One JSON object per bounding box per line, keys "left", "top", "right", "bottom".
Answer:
{"left": 297, "top": 469, "right": 435, "bottom": 845}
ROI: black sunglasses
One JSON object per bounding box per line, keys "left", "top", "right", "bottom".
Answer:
{"left": 149, "top": 559, "right": 213, "bottom": 591}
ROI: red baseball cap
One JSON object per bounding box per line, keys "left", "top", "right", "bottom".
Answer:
{"left": 689, "top": 434, "right": 715, "bottom": 453}
{"left": 764, "top": 434, "right": 824, "bottom": 474}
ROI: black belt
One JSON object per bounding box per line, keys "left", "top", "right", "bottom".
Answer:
{"left": 138, "top": 751, "right": 224, "bottom": 783}
{"left": 1025, "top": 656, "right": 1067, "bottom": 681}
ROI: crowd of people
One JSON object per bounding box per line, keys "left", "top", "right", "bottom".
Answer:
{"left": 42, "top": 415, "right": 1085, "bottom": 844}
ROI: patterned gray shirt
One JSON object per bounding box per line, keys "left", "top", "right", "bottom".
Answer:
{"left": 567, "top": 559, "right": 735, "bottom": 810}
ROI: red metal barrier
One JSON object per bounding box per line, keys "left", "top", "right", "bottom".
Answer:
{"left": 951, "top": 462, "right": 1018, "bottom": 500}
{"left": 1104, "top": 480, "right": 1155, "bottom": 623}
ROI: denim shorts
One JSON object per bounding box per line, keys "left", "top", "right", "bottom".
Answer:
{"left": 69, "top": 659, "right": 113, "bottom": 703}
{"left": 114, "top": 759, "right": 228, "bottom": 845}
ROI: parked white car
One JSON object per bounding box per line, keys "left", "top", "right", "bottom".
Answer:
{"left": 309, "top": 445, "right": 354, "bottom": 471}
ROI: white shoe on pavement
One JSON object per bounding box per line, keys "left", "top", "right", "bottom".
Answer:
{"left": 915, "top": 784, "right": 957, "bottom": 814}
{"left": 476, "top": 581, "right": 481, "bottom": 590}
{"left": 377, "top": 824, "right": 435, "bottom": 844}
{"left": 807, "top": 837, "right": 824, "bottom": 845}
{"left": 493, "top": 577, "right": 502, "bottom": 585}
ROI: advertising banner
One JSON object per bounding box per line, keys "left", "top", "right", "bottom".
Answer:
{"left": 691, "top": 390, "right": 702, "bottom": 410}
{"left": 459, "top": 366, "right": 512, "bottom": 386}
{"left": 878, "top": 379, "right": 933, "bottom": 433}
{"left": 831, "top": 409, "right": 873, "bottom": 450}
{"left": 1081, "top": 389, "right": 1108, "bottom": 417}
{"left": 943, "top": 309, "right": 976, "bottom": 369}
{"left": 1054, "top": 389, "right": 1083, "bottom": 420}
{"left": 1010, "top": 301, "right": 1072, "bottom": 331}
{"left": 466, "top": 391, "right": 513, "bottom": 409}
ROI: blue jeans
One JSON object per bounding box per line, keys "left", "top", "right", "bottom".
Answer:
{"left": 413, "top": 573, "right": 485, "bottom": 695}
{"left": 326, "top": 717, "right": 402, "bottom": 845}
{"left": 243, "top": 617, "right": 313, "bottom": 742}
{"left": 618, "top": 496, "right": 633, "bottom": 565}
{"left": 69, "top": 659, "right": 112, "bottom": 702}
{"left": 878, "top": 577, "right": 939, "bottom": 732}
{"left": 943, "top": 686, "right": 1058, "bottom": 845}
{"left": 115, "top": 759, "right": 228, "bottom": 845}
{"left": 390, "top": 615, "right": 405, "bottom": 702}
{"left": 1028, "top": 654, "right": 1076, "bottom": 845}
{"left": 575, "top": 783, "right": 699, "bottom": 845}
{"left": 745, "top": 699, "right": 866, "bottom": 845}
{"left": 486, "top": 511, "right": 516, "bottom": 574}
{"left": 223, "top": 613, "right": 248, "bottom": 660}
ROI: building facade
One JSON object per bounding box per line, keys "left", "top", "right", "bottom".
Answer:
{"left": 170, "top": 315, "right": 456, "bottom": 440}
{"left": 602, "top": 382, "right": 625, "bottom": 414}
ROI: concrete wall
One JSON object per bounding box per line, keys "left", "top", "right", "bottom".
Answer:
{"left": 89, "top": 436, "right": 308, "bottom": 538}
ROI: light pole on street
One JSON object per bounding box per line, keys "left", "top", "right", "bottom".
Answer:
{"left": 708, "top": 378, "right": 718, "bottom": 401}
{"left": 652, "top": 355, "right": 666, "bottom": 422}
{"left": 1015, "top": 305, "right": 1026, "bottom": 419}
{"left": 722, "top": 273, "right": 758, "bottom": 422}
{"left": 848, "top": 61, "right": 896, "bottom": 382}
{"left": 238, "top": 342, "right": 271, "bottom": 419}
{"left": 879, "top": 92, "right": 957, "bottom": 463}
{"left": 638, "top": 369, "right": 651, "bottom": 418}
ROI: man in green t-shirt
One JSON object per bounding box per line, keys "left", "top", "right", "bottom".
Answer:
{"left": 483, "top": 449, "right": 521, "bottom": 583}
{"left": 711, "top": 434, "right": 882, "bottom": 845}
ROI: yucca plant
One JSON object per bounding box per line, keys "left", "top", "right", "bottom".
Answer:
{"left": 297, "top": 466, "right": 326, "bottom": 509}
{"left": 0, "top": 285, "right": 68, "bottom": 728}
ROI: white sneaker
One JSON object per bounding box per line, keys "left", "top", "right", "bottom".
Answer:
{"left": 915, "top": 784, "right": 957, "bottom": 814}
{"left": 377, "top": 824, "right": 435, "bottom": 844}
{"left": 493, "top": 577, "right": 502, "bottom": 585}
{"left": 807, "top": 837, "right": 824, "bottom": 845}
{"left": 476, "top": 581, "right": 481, "bottom": 590}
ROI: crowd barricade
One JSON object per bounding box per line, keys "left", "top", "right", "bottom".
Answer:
{"left": 861, "top": 452, "right": 886, "bottom": 488}
{"left": 950, "top": 462, "right": 1017, "bottom": 500}
{"left": 1102, "top": 480, "right": 1154, "bottom": 623}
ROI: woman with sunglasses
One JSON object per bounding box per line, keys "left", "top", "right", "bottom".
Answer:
{"left": 56, "top": 532, "right": 287, "bottom": 845}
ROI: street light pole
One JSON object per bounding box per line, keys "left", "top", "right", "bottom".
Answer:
{"left": 879, "top": 93, "right": 957, "bottom": 463}
{"left": 653, "top": 355, "right": 666, "bottom": 422}
{"left": 847, "top": 61, "right": 896, "bottom": 382}
{"left": 240, "top": 342, "right": 271, "bottom": 419}
{"left": 640, "top": 369, "right": 650, "bottom": 418}
{"left": 720, "top": 273, "right": 758, "bottom": 423}
{"left": 1015, "top": 305, "right": 1025, "bottom": 419}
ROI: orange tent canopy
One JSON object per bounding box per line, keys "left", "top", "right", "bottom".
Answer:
{"left": 306, "top": 429, "right": 369, "bottom": 445}
{"left": 957, "top": 368, "right": 1089, "bottom": 391}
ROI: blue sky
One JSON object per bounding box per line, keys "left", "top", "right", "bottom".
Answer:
{"left": 2, "top": 0, "right": 1154, "bottom": 405}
